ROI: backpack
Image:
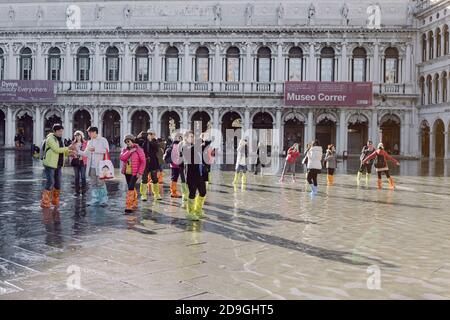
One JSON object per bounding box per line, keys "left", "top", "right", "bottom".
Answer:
{"left": 163, "top": 145, "right": 173, "bottom": 164}
{"left": 374, "top": 153, "right": 386, "bottom": 168}
{"left": 40, "top": 139, "right": 48, "bottom": 160}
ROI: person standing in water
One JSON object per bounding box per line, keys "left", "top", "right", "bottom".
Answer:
{"left": 305, "top": 140, "right": 323, "bottom": 195}
{"left": 279, "top": 143, "right": 300, "bottom": 183}
{"left": 357, "top": 140, "right": 375, "bottom": 186}
{"left": 324, "top": 144, "right": 337, "bottom": 186}
{"left": 362, "top": 142, "right": 400, "bottom": 190}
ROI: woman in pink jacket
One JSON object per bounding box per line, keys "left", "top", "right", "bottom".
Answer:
{"left": 120, "top": 134, "right": 146, "bottom": 213}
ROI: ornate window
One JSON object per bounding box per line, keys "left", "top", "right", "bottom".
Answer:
{"left": 422, "top": 34, "right": 427, "bottom": 62}
{"left": 165, "top": 46, "right": 179, "bottom": 82}
{"left": 428, "top": 31, "right": 434, "bottom": 59}
{"left": 226, "top": 47, "right": 240, "bottom": 81}
{"left": 48, "top": 47, "right": 61, "bottom": 81}
{"left": 444, "top": 25, "right": 449, "bottom": 55}
{"left": 320, "top": 47, "right": 335, "bottom": 81}
{"left": 352, "top": 47, "right": 367, "bottom": 82}
{"left": 135, "top": 46, "right": 149, "bottom": 81}
{"left": 77, "top": 47, "right": 90, "bottom": 81}
{"left": 426, "top": 75, "right": 432, "bottom": 104}
{"left": 106, "top": 47, "right": 119, "bottom": 81}
{"left": 384, "top": 47, "right": 399, "bottom": 84}
{"left": 195, "top": 47, "right": 210, "bottom": 82}
{"left": 442, "top": 72, "right": 447, "bottom": 103}
{"left": 287, "top": 47, "right": 303, "bottom": 81}
{"left": 0, "top": 48, "right": 4, "bottom": 80}
{"left": 434, "top": 74, "right": 440, "bottom": 104}
{"left": 257, "top": 47, "right": 272, "bottom": 82}
{"left": 20, "top": 47, "right": 33, "bottom": 80}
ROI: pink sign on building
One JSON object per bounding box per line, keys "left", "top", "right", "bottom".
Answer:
{"left": 284, "top": 81, "right": 373, "bottom": 107}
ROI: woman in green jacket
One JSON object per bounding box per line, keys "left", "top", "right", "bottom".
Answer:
{"left": 40, "top": 124, "right": 74, "bottom": 208}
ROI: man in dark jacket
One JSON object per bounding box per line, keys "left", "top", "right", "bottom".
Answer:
{"left": 136, "top": 129, "right": 161, "bottom": 201}
{"left": 357, "top": 140, "right": 375, "bottom": 185}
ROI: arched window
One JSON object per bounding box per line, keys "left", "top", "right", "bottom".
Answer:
{"left": 257, "top": 47, "right": 272, "bottom": 82}
{"left": 434, "top": 74, "right": 440, "bottom": 104}
{"left": 135, "top": 46, "right": 149, "bottom": 81}
{"left": 20, "top": 47, "right": 33, "bottom": 80}
{"left": 436, "top": 28, "right": 442, "bottom": 58}
{"left": 165, "top": 46, "right": 179, "bottom": 82}
{"left": 384, "top": 47, "right": 399, "bottom": 84}
{"left": 226, "top": 47, "right": 240, "bottom": 82}
{"left": 422, "top": 34, "right": 427, "bottom": 62}
{"left": 427, "top": 75, "right": 433, "bottom": 104}
{"left": 77, "top": 47, "right": 90, "bottom": 81}
{"left": 320, "top": 47, "right": 335, "bottom": 81}
{"left": 287, "top": 47, "right": 303, "bottom": 81}
{"left": 444, "top": 25, "right": 449, "bottom": 56}
{"left": 0, "top": 48, "right": 4, "bottom": 80}
{"left": 419, "top": 76, "right": 425, "bottom": 105}
{"left": 106, "top": 47, "right": 119, "bottom": 81}
{"left": 195, "top": 47, "right": 210, "bottom": 82}
{"left": 428, "top": 31, "right": 434, "bottom": 59}
{"left": 442, "top": 72, "right": 448, "bottom": 103}
{"left": 48, "top": 47, "right": 61, "bottom": 80}
{"left": 352, "top": 47, "right": 367, "bottom": 82}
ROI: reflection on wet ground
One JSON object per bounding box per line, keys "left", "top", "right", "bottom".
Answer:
{"left": 1, "top": 150, "right": 450, "bottom": 299}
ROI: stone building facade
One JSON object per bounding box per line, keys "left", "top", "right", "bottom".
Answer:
{"left": 0, "top": 0, "right": 448, "bottom": 158}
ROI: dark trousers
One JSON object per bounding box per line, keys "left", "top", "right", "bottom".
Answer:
{"left": 377, "top": 170, "right": 391, "bottom": 179}
{"left": 73, "top": 165, "right": 86, "bottom": 191}
{"left": 180, "top": 167, "right": 186, "bottom": 183}
{"left": 171, "top": 167, "right": 180, "bottom": 182}
{"left": 142, "top": 165, "right": 158, "bottom": 185}
{"left": 307, "top": 169, "right": 320, "bottom": 186}
{"left": 187, "top": 179, "right": 207, "bottom": 199}
{"left": 359, "top": 163, "right": 372, "bottom": 174}
{"left": 327, "top": 168, "right": 335, "bottom": 176}
{"left": 44, "top": 166, "right": 61, "bottom": 191}
{"left": 125, "top": 174, "right": 138, "bottom": 191}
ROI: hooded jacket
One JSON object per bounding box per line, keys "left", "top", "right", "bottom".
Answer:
{"left": 306, "top": 146, "right": 323, "bottom": 170}
{"left": 120, "top": 144, "right": 146, "bottom": 176}
{"left": 42, "top": 133, "right": 70, "bottom": 169}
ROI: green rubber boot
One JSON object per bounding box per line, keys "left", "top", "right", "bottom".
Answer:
{"left": 181, "top": 183, "right": 189, "bottom": 208}
{"left": 186, "top": 198, "right": 199, "bottom": 221}
{"left": 194, "top": 195, "right": 206, "bottom": 219}
{"left": 232, "top": 172, "right": 240, "bottom": 185}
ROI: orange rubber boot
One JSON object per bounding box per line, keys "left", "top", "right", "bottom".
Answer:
{"left": 51, "top": 189, "right": 61, "bottom": 206}
{"left": 377, "top": 179, "right": 382, "bottom": 189}
{"left": 40, "top": 189, "right": 52, "bottom": 209}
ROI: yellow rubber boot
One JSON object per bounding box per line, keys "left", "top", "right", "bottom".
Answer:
{"left": 356, "top": 171, "right": 362, "bottom": 185}
{"left": 241, "top": 173, "right": 247, "bottom": 185}
{"left": 194, "top": 195, "right": 206, "bottom": 219}
{"left": 365, "top": 173, "right": 370, "bottom": 185}
{"left": 181, "top": 183, "right": 189, "bottom": 208}
{"left": 232, "top": 172, "right": 240, "bottom": 185}
{"left": 186, "top": 198, "right": 199, "bottom": 221}
{"left": 140, "top": 183, "right": 148, "bottom": 201}
{"left": 151, "top": 183, "right": 162, "bottom": 200}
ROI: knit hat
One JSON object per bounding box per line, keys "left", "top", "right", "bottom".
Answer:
{"left": 147, "top": 129, "right": 155, "bottom": 135}
{"left": 377, "top": 142, "right": 384, "bottom": 149}
{"left": 74, "top": 130, "right": 85, "bottom": 139}
{"left": 123, "top": 134, "right": 135, "bottom": 143}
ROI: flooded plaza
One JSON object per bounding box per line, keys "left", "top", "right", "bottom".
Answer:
{"left": 0, "top": 150, "right": 450, "bottom": 300}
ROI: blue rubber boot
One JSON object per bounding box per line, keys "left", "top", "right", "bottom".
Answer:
{"left": 98, "top": 185, "right": 109, "bottom": 206}
{"left": 87, "top": 187, "right": 99, "bottom": 206}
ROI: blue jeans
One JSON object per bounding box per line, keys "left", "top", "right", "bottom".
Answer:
{"left": 44, "top": 166, "right": 61, "bottom": 191}
{"left": 73, "top": 165, "right": 86, "bottom": 191}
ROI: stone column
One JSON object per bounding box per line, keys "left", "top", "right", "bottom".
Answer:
{"left": 184, "top": 42, "right": 191, "bottom": 81}
{"left": 182, "top": 107, "right": 189, "bottom": 132}
{"left": 152, "top": 107, "right": 159, "bottom": 136}
{"left": 36, "top": 43, "right": 44, "bottom": 80}
{"left": 64, "top": 107, "right": 70, "bottom": 139}
{"left": 244, "top": 43, "right": 253, "bottom": 92}
{"left": 340, "top": 42, "right": 347, "bottom": 81}
{"left": 273, "top": 108, "right": 282, "bottom": 157}
{"left": 307, "top": 109, "right": 314, "bottom": 142}
{"left": 429, "top": 129, "right": 435, "bottom": 159}
{"left": 123, "top": 42, "right": 131, "bottom": 82}
{"left": 339, "top": 109, "right": 347, "bottom": 153}
{"left": 153, "top": 42, "right": 161, "bottom": 82}
{"left": 65, "top": 42, "right": 73, "bottom": 81}
{"left": 93, "top": 108, "right": 99, "bottom": 128}
{"left": 34, "top": 106, "right": 41, "bottom": 145}
{"left": 445, "top": 129, "right": 449, "bottom": 159}
{"left": 121, "top": 107, "right": 129, "bottom": 144}
{"left": 405, "top": 44, "right": 411, "bottom": 84}
{"left": 213, "top": 108, "right": 220, "bottom": 134}
{"left": 214, "top": 43, "right": 221, "bottom": 90}
{"left": 371, "top": 110, "right": 379, "bottom": 143}
{"left": 308, "top": 42, "right": 316, "bottom": 81}
{"left": 276, "top": 42, "right": 283, "bottom": 81}
{"left": 5, "top": 107, "right": 13, "bottom": 147}
{"left": 373, "top": 42, "right": 379, "bottom": 83}
{"left": 94, "top": 42, "right": 101, "bottom": 81}
{"left": 8, "top": 42, "right": 16, "bottom": 79}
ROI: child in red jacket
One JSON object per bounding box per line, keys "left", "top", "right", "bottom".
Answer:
{"left": 279, "top": 143, "right": 300, "bottom": 183}
{"left": 363, "top": 142, "right": 400, "bottom": 190}
{"left": 120, "top": 134, "right": 146, "bottom": 213}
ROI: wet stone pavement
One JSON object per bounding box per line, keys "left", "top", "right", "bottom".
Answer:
{"left": 1, "top": 150, "right": 450, "bottom": 300}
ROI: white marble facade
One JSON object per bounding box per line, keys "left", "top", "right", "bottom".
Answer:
{"left": 0, "top": 0, "right": 448, "bottom": 158}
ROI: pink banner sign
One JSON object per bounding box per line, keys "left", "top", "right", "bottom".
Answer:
{"left": 284, "top": 81, "right": 373, "bottom": 107}
{"left": 0, "top": 80, "right": 57, "bottom": 102}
